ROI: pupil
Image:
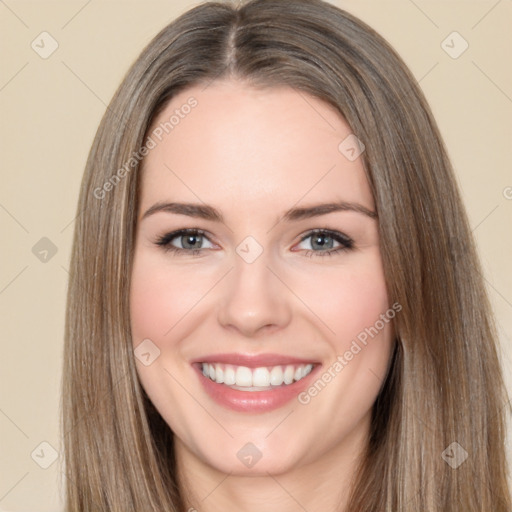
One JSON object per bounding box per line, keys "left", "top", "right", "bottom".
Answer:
{"left": 184, "top": 234, "right": 200, "bottom": 249}
{"left": 313, "top": 234, "right": 332, "bottom": 250}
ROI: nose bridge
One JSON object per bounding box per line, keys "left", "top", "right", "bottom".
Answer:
{"left": 216, "top": 243, "right": 292, "bottom": 337}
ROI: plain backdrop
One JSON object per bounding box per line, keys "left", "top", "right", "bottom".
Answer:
{"left": 1, "top": 1, "right": 511, "bottom": 510}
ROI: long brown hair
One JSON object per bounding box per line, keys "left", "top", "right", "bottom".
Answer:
{"left": 62, "top": 0, "right": 511, "bottom": 510}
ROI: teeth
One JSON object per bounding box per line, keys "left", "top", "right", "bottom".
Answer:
{"left": 224, "top": 366, "right": 236, "bottom": 385}
{"left": 252, "top": 367, "right": 270, "bottom": 387}
{"left": 216, "top": 365, "right": 224, "bottom": 384}
{"left": 270, "top": 366, "right": 283, "bottom": 385}
{"left": 284, "top": 365, "right": 295, "bottom": 385}
{"left": 235, "top": 366, "right": 252, "bottom": 387}
{"left": 200, "top": 362, "right": 314, "bottom": 390}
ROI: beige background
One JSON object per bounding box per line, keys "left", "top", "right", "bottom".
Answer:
{"left": 1, "top": 1, "right": 511, "bottom": 510}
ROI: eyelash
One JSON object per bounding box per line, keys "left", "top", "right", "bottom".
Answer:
{"left": 154, "top": 228, "right": 354, "bottom": 258}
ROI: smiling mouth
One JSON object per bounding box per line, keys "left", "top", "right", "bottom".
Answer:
{"left": 198, "top": 362, "right": 316, "bottom": 391}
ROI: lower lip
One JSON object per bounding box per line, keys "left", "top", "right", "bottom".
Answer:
{"left": 193, "top": 364, "right": 321, "bottom": 413}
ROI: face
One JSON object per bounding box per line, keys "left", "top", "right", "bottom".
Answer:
{"left": 130, "top": 79, "right": 395, "bottom": 476}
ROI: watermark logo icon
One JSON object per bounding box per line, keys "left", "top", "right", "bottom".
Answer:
{"left": 32, "top": 237, "right": 58, "bottom": 263}
{"left": 441, "top": 32, "right": 468, "bottom": 59}
{"left": 31, "top": 31, "right": 59, "bottom": 59}
{"left": 236, "top": 236, "right": 263, "bottom": 264}
{"left": 441, "top": 441, "right": 468, "bottom": 469}
{"left": 338, "top": 134, "right": 365, "bottom": 162}
{"left": 134, "top": 338, "right": 161, "bottom": 366}
{"left": 237, "top": 442, "right": 262, "bottom": 468}
{"left": 31, "top": 441, "right": 58, "bottom": 469}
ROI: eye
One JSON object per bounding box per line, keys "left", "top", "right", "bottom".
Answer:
{"left": 154, "top": 228, "right": 354, "bottom": 258}
{"left": 294, "top": 229, "right": 354, "bottom": 257}
{"left": 154, "top": 229, "right": 215, "bottom": 255}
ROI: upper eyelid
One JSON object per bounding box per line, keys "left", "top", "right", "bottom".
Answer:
{"left": 155, "top": 228, "right": 213, "bottom": 246}
{"left": 299, "top": 229, "right": 352, "bottom": 242}
{"left": 295, "top": 230, "right": 353, "bottom": 251}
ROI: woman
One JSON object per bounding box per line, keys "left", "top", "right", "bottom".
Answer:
{"left": 62, "top": 0, "right": 511, "bottom": 510}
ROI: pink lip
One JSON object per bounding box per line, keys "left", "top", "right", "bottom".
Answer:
{"left": 191, "top": 352, "right": 319, "bottom": 368}
{"left": 191, "top": 356, "right": 321, "bottom": 413}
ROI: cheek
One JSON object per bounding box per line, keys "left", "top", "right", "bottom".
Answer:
{"left": 130, "top": 254, "right": 209, "bottom": 346}
{"left": 294, "top": 252, "right": 395, "bottom": 427}
{"left": 296, "top": 251, "right": 390, "bottom": 346}
{"left": 129, "top": 254, "right": 205, "bottom": 425}
{"left": 337, "top": 272, "right": 390, "bottom": 350}
{"left": 292, "top": 250, "right": 394, "bottom": 406}
{"left": 130, "top": 263, "right": 171, "bottom": 346}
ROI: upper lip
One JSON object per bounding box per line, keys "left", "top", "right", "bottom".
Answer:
{"left": 191, "top": 353, "right": 319, "bottom": 368}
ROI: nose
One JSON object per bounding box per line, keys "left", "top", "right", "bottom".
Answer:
{"left": 216, "top": 252, "right": 293, "bottom": 338}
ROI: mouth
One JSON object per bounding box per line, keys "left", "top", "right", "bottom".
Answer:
{"left": 191, "top": 354, "right": 321, "bottom": 413}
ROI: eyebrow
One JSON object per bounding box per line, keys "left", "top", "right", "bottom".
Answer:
{"left": 141, "top": 201, "right": 377, "bottom": 223}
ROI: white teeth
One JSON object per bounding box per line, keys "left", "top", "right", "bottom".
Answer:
{"left": 269, "top": 366, "right": 283, "bottom": 385}
{"left": 200, "top": 362, "right": 315, "bottom": 390}
{"left": 224, "top": 366, "right": 236, "bottom": 385}
{"left": 235, "top": 366, "right": 252, "bottom": 387}
{"left": 252, "top": 367, "right": 270, "bottom": 386}
{"left": 283, "top": 365, "right": 295, "bottom": 385}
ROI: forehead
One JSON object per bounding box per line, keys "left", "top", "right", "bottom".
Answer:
{"left": 139, "top": 79, "right": 373, "bottom": 214}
